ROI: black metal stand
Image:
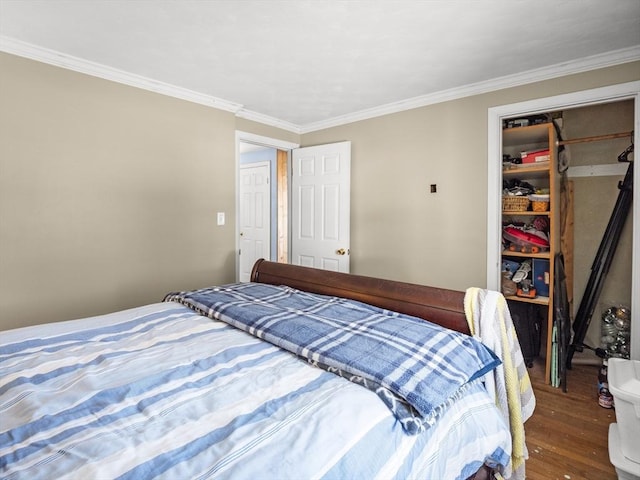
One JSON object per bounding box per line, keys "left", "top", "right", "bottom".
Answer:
{"left": 566, "top": 146, "right": 634, "bottom": 369}
{"left": 554, "top": 253, "right": 570, "bottom": 391}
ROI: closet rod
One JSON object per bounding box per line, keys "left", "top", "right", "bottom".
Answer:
{"left": 557, "top": 130, "right": 633, "bottom": 146}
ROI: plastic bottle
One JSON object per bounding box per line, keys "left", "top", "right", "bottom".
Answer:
{"left": 597, "top": 359, "right": 614, "bottom": 409}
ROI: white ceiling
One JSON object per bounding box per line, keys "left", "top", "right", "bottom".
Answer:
{"left": 1, "top": 0, "right": 639, "bottom": 133}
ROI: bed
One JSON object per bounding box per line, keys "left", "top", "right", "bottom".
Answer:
{"left": 1, "top": 259, "right": 516, "bottom": 480}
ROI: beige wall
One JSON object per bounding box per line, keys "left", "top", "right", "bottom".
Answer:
{"left": 1, "top": 51, "right": 638, "bottom": 331}
{"left": 563, "top": 101, "right": 634, "bottom": 347}
{"left": 0, "top": 53, "right": 296, "bottom": 330}
{"left": 301, "top": 62, "right": 640, "bottom": 291}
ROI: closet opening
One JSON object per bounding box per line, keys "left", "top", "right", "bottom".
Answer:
{"left": 487, "top": 81, "right": 640, "bottom": 382}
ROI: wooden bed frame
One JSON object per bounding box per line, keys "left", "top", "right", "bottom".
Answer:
{"left": 251, "top": 259, "right": 493, "bottom": 480}
{"left": 251, "top": 258, "right": 470, "bottom": 334}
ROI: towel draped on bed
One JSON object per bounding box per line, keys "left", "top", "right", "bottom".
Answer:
{"left": 165, "top": 282, "right": 501, "bottom": 434}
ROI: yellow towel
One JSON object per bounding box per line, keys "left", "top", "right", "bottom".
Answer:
{"left": 464, "top": 287, "right": 536, "bottom": 480}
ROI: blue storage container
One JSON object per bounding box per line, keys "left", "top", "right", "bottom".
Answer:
{"left": 532, "top": 259, "right": 550, "bottom": 297}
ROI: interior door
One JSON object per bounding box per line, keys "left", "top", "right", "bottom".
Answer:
{"left": 291, "top": 141, "right": 351, "bottom": 273}
{"left": 239, "top": 162, "right": 270, "bottom": 282}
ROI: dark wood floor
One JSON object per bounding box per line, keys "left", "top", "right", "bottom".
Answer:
{"left": 524, "top": 359, "right": 618, "bottom": 480}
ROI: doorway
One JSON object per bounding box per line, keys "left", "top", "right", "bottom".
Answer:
{"left": 486, "top": 80, "right": 640, "bottom": 360}
{"left": 236, "top": 132, "right": 353, "bottom": 277}
{"left": 235, "top": 131, "right": 299, "bottom": 279}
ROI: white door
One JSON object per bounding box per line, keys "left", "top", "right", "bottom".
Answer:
{"left": 291, "top": 141, "right": 351, "bottom": 273}
{"left": 239, "top": 162, "right": 270, "bottom": 282}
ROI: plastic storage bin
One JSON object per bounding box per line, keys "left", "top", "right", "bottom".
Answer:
{"left": 608, "top": 358, "right": 640, "bottom": 464}
{"left": 609, "top": 424, "right": 640, "bottom": 480}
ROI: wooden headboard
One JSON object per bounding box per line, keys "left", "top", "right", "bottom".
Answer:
{"left": 250, "top": 259, "right": 470, "bottom": 335}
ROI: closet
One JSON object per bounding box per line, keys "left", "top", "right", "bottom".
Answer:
{"left": 499, "top": 100, "right": 634, "bottom": 385}
{"left": 501, "top": 120, "right": 559, "bottom": 383}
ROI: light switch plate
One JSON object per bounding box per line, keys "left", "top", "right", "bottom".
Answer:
{"left": 217, "top": 212, "right": 225, "bottom": 226}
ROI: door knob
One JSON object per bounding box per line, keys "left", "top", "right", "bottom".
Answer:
{"left": 336, "top": 248, "right": 349, "bottom": 255}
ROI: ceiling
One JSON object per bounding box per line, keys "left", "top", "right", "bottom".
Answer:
{"left": 1, "top": 0, "right": 639, "bottom": 133}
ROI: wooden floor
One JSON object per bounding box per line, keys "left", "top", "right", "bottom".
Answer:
{"left": 524, "top": 359, "right": 618, "bottom": 480}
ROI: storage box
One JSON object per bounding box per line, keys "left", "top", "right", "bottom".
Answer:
{"left": 608, "top": 424, "right": 640, "bottom": 480}
{"left": 532, "top": 259, "right": 550, "bottom": 297}
{"left": 520, "top": 149, "right": 550, "bottom": 164}
{"left": 608, "top": 358, "right": 640, "bottom": 464}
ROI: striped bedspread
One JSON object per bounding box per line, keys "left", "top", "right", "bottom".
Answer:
{"left": 1, "top": 302, "right": 511, "bottom": 479}
{"left": 165, "top": 282, "right": 501, "bottom": 434}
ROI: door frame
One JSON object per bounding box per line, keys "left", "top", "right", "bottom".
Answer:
{"left": 486, "top": 80, "right": 640, "bottom": 360}
{"left": 235, "top": 131, "right": 299, "bottom": 280}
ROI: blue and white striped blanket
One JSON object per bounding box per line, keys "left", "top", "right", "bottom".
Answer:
{"left": 165, "top": 282, "right": 501, "bottom": 434}
{"left": 1, "top": 302, "right": 511, "bottom": 479}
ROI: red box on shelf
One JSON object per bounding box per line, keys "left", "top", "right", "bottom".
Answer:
{"left": 521, "top": 149, "right": 550, "bottom": 164}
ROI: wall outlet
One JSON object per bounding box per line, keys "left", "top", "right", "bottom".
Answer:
{"left": 217, "top": 212, "right": 225, "bottom": 226}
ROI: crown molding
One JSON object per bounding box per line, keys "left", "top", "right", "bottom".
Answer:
{"left": 2, "top": 35, "right": 638, "bottom": 135}
{"left": 299, "top": 45, "right": 640, "bottom": 133}
{"left": 0, "top": 35, "right": 244, "bottom": 114}
{"left": 235, "top": 108, "right": 302, "bottom": 134}
{"left": 0, "top": 35, "right": 305, "bottom": 133}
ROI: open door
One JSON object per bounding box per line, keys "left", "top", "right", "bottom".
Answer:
{"left": 291, "top": 141, "right": 351, "bottom": 273}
